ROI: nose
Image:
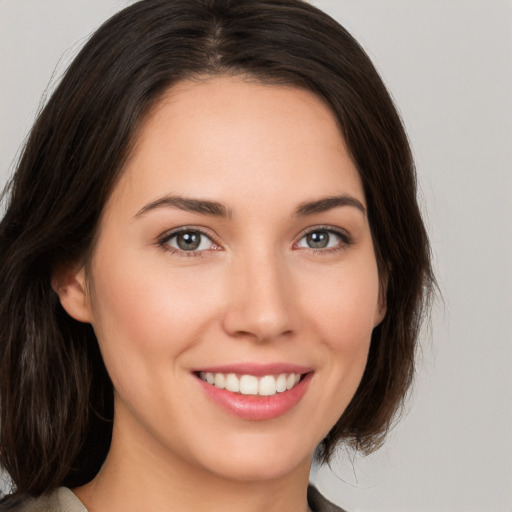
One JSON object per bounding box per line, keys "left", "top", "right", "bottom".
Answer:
{"left": 222, "top": 249, "right": 295, "bottom": 342}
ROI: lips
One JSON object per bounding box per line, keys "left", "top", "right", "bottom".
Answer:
{"left": 199, "top": 371, "right": 301, "bottom": 396}
{"left": 193, "top": 363, "right": 313, "bottom": 420}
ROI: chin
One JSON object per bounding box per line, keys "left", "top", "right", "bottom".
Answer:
{"left": 188, "top": 429, "right": 316, "bottom": 483}
{"left": 205, "top": 455, "right": 309, "bottom": 483}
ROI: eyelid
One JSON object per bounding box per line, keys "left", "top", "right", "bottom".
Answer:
{"left": 156, "top": 224, "right": 352, "bottom": 256}
{"left": 293, "top": 225, "right": 352, "bottom": 251}
{"left": 157, "top": 226, "right": 222, "bottom": 255}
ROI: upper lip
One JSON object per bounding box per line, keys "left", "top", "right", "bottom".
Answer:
{"left": 192, "top": 362, "right": 313, "bottom": 376}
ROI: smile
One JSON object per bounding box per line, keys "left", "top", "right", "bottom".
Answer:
{"left": 198, "top": 371, "right": 302, "bottom": 396}
{"left": 194, "top": 364, "right": 313, "bottom": 420}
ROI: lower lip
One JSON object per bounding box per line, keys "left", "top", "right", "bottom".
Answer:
{"left": 196, "top": 373, "right": 313, "bottom": 421}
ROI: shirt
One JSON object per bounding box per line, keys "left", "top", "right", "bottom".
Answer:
{"left": 8, "top": 485, "right": 347, "bottom": 512}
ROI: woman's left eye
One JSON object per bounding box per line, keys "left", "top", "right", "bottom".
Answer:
{"left": 296, "top": 229, "right": 347, "bottom": 250}
{"left": 162, "top": 229, "right": 216, "bottom": 253}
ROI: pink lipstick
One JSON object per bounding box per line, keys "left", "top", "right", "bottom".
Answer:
{"left": 193, "top": 363, "right": 313, "bottom": 421}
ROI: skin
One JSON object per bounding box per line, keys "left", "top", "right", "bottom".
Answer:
{"left": 55, "top": 76, "right": 385, "bottom": 512}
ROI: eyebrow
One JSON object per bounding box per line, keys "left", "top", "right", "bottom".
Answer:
{"left": 134, "top": 193, "right": 366, "bottom": 219}
{"left": 295, "top": 195, "right": 366, "bottom": 217}
{"left": 135, "top": 195, "right": 231, "bottom": 218}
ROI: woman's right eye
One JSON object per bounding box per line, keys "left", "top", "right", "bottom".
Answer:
{"left": 161, "top": 229, "right": 218, "bottom": 254}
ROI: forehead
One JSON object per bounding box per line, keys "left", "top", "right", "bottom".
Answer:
{"left": 110, "top": 76, "right": 364, "bottom": 214}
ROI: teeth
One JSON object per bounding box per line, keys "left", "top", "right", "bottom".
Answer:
{"left": 214, "top": 373, "right": 226, "bottom": 389}
{"left": 240, "top": 375, "right": 259, "bottom": 395}
{"left": 286, "top": 373, "right": 296, "bottom": 390}
{"left": 276, "top": 374, "right": 287, "bottom": 392}
{"left": 199, "top": 371, "right": 303, "bottom": 395}
{"left": 225, "top": 373, "right": 240, "bottom": 392}
{"left": 259, "top": 375, "right": 276, "bottom": 396}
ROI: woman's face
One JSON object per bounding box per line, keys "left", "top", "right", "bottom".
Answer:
{"left": 76, "top": 77, "right": 385, "bottom": 483}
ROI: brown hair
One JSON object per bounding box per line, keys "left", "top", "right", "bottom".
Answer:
{"left": 0, "top": 0, "right": 434, "bottom": 504}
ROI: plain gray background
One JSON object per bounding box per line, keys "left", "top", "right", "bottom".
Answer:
{"left": 1, "top": 1, "right": 511, "bottom": 511}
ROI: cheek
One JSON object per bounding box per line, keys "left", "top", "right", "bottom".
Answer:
{"left": 303, "top": 257, "right": 381, "bottom": 347}
{"left": 87, "top": 249, "right": 223, "bottom": 380}
{"left": 299, "top": 256, "right": 380, "bottom": 411}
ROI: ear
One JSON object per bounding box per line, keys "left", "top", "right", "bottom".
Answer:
{"left": 52, "top": 263, "right": 93, "bottom": 323}
{"left": 373, "top": 290, "right": 387, "bottom": 327}
{"left": 373, "top": 267, "right": 389, "bottom": 327}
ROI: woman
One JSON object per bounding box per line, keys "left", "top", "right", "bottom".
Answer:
{"left": 0, "top": 1, "right": 434, "bottom": 511}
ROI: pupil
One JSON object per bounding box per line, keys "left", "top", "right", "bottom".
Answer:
{"left": 307, "top": 231, "right": 329, "bottom": 249}
{"left": 177, "top": 232, "right": 200, "bottom": 250}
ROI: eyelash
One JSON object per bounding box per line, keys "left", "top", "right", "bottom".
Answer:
{"left": 157, "top": 227, "right": 220, "bottom": 257}
{"left": 295, "top": 225, "right": 352, "bottom": 255}
{"left": 157, "top": 225, "right": 352, "bottom": 257}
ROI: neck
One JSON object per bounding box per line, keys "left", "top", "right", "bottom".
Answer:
{"left": 74, "top": 408, "right": 313, "bottom": 512}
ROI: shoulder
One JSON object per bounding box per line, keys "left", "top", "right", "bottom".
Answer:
{"left": 1, "top": 488, "right": 87, "bottom": 512}
{"left": 307, "top": 485, "right": 348, "bottom": 512}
